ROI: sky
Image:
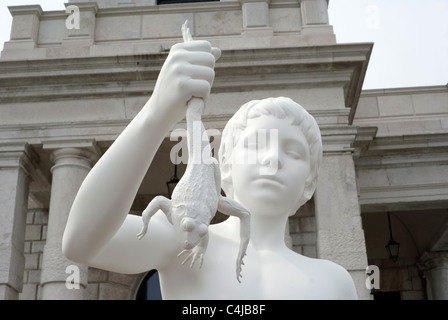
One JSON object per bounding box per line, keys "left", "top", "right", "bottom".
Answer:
{"left": 0, "top": 0, "right": 447, "bottom": 90}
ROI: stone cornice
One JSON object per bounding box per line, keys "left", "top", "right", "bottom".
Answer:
{"left": 64, "top": 2, "right": 99, "bottom": 13}
{"left": 7, "top": 5, "right": 43, "bottom": 17}
{"left": 96, "top": 1, "right": 241, "bottom": 16}
{"left": 360, "top": 84, "right": 448, "bottom": 97}
{"left": 319, "top": 125, "right": 357, "bottom": 154}
{"left": 355, "top": 132, "right": 448, "bottom": 165}
{"left": 0, "top": 111, "right": 358, "bottom": 148}
{"left": 359, "top": 183, "right": 448, "bottom": 213}
{"left": 0, "top": 43, "right": 372, "bottom": 122}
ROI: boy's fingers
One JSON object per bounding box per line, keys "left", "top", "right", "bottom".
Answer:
{"left": 181, "top": 39, "right": 212, "bottom": 52}
{"left": 211, "top": 47, "right": 221, "bottom": 61}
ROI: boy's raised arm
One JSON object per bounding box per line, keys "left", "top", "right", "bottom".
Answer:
{"left": 62, "top": 40, "right": 220, "bottom": 268}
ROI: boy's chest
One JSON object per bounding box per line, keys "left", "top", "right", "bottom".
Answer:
{"left": 161, "top": 237, "right": 337, "bottom": 299}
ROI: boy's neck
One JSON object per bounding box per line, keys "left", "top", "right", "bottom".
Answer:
{"left": 223, "top": 210, "right": 290, "bottom": 252}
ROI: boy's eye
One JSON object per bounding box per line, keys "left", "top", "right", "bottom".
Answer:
{"left": 286, "top": 149, "right": 300, "bottom": 158}
{"left": 284, "top": 140, "right": 307, "bottom": 160}
{"left": 286, "top": 149, "right": 301, "bottom": 159}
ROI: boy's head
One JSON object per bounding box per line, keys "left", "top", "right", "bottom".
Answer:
{"left": 218, "top": 97, "right": 322, "bottom": 212}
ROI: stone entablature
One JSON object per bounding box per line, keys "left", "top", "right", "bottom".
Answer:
{"left": 353, "top": 86, "right": 448, "bottom": 213}
{"left": 2, "top": 0, "right": 335, "bottom": 61}
{"left": 354, "top": 86, "right": 448, "bottom": 137}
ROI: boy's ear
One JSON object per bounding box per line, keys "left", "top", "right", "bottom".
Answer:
{"left": 296, "top": 174, "right": 315, "bottom": 210}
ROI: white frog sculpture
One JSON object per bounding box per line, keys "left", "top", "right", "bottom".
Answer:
{"left": 137, "top": 21, "right": 250, "bottom": 282}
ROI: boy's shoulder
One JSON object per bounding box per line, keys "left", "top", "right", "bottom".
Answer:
{"left": 297, "top": 254, "right": 359, "bottom": 298}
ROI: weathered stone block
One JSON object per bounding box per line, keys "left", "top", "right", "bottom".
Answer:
{"left": 242, "top": 2, "right": 269, "bottom": 28}
{"left": 25, "top": 225, "right": 41, "bottom": 241}
{"left": 195, "top": 11, "right": 242, "bottom": 37}
{"left": 356, "top": 96, "right": 380, "bottom": 118}
{"left": 270, "top": 7, "right": 301, "bottom": 33}
{"left": 99, "top": 283, "right": 130, "bottom": 300}
{"left": 377, "top": 95, "right": 413, "bottom": 117}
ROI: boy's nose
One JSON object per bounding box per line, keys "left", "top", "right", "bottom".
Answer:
{"left": 259, "top": 149, "right": 282, "bottom": 174}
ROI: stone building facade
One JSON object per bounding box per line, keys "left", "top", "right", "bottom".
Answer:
{"left": 0, "top": 0, "right": 447, "bottom": 300}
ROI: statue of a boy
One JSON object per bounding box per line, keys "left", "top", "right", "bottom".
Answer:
{"left": 63, "top": 37, "right": 358, "bottom": 299}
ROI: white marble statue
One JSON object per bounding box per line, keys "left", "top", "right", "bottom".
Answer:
{"left": 62, "top": 24, "right": 358, "bottom": 299}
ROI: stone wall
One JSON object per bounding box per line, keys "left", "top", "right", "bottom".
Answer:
{"left": 289, "top": 200, "right": 317, "bottom": 258}
{"left": 20, "top": 209, "right": 143, "bottom": 299}
{"left": 20, "top": 209, "right": 48, "bottom": 300}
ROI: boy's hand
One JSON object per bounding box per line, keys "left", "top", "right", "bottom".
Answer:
{"left": 150, "top": 40, "right": 221, "bottom": 126}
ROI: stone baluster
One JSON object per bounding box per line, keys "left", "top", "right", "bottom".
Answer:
{"left": 0, "top": 143, "right": 38, "bottom": 299}
{"left": 40, "top": 141, "right": 100, "bottom": 300}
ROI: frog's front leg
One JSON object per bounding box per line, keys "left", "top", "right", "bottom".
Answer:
{"left": 178, "top": 232, "right": 209, "bottom": 268}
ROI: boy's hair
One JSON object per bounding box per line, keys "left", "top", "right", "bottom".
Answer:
{"left": 218, "top": 97, "right": 323, "bottom": 211}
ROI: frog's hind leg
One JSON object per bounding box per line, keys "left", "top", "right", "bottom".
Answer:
{"left": 217, "top": 196, "right": 250, "bottom": 283}
{"left": 137, "top": 195, "right": 172, "bottom": 240}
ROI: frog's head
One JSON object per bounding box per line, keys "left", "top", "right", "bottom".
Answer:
{"left": 179, "top": 217, "right": 208, "bottom": 249}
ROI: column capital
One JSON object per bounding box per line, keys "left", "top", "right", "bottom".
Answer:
{"left": 0, "top": 142, "right": 39, "bottom": 178}
{"left": 419, "top": 251, "right": 448, "bottom": 271}
{"left": 42, "top": 139, "right": 101, "bottom": 172}
{"left": 319, "top": 125, "right": 357, "bottom": 155}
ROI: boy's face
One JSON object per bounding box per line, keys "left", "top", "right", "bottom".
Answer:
{"left": 230, "top": 115, "right": 311, "bottom": 216}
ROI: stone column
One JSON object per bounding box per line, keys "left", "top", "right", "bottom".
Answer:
{"left": 419, "top": 251, "right": 448, "bottom": 300}
{"left": 0, "top": 143, "right": 38, "bottom": 299}
{"left": 313, "top": 127, "right": 370, "bottom": 299}
{"left": 40, "top": 141, "right": 100, "bottom": 300}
